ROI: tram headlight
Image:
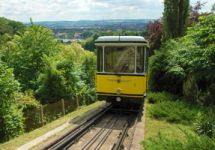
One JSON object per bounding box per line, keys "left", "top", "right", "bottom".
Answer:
{"left": 116, "top": 89, "right": 121, "bottom": 95}
{"left": 116, "top": 97, "right": 121, "bottom": 102}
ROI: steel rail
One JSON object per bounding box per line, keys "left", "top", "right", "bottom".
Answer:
{"left": 127, "top": 108, "right": 141, "bottom": 150}
{"left": 112, "top": 123, "right": 128, "bottom": 150}
{"left": 93, "top": 113, "right": 123, "bottom": 150}
{"left": 50, "top": 106, "right": 111, "bottom": 150}
{"left": 41, "top": 104, "right": 111, "bottom": 150}
{"left": 127, "top": 116, "right": 138, "bottom": 150}
{"left": 112, "top": 112, "right": 137, "bottom": 150}
{"left": 80, "top": 113, "right": 117, "bottom": 150}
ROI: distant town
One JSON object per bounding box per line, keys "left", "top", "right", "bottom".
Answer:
{"left": 25, "top": 19, "right": 152, "bottom": 43}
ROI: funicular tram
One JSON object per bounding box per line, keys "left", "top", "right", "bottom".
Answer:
{"left": 95, "top": 35, "right": 149, "bottom": 106}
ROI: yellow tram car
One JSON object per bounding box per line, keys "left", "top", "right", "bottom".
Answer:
{"left": 95, "top": 36, "right": 149, "bottom": 105}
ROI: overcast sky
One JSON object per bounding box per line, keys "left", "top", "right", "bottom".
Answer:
{"left": 0, "top": 0, "right": 213, "bottom": 23}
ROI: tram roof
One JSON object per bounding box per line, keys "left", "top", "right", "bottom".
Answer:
{"left": 95, "top": 36, "right": 148, "bottom": 44}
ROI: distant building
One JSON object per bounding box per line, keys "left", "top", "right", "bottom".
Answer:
{"left": 74, "top": 32, "right": 79, "bottom": 38}
{"left": 56, "top": 38, "right": 83, "bottom": 44}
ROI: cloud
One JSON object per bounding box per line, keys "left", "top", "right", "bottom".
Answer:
{"left": 0, "top": 0, "right": 213, "bottom": 22}
{"left": 190, "top": 0, "right": 214, "bottom": 13}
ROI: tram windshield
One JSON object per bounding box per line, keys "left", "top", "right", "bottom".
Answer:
{"left": 97, "top": 46, "right": 145, "bottom": 73}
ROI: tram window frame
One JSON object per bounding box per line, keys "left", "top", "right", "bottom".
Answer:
{"left": 136, "top": 46, "right": 144, "bottom": 73}
{"left": 144, "top": 47, "right": 149, "bottom": 72}
{"left": 97, "top": 46, "right": 103, "bottom": 72}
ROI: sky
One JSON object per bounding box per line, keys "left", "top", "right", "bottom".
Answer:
{"left": 0, "top": 0, "right": 213, "bottom": 23}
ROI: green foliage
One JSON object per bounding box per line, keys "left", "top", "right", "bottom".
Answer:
{"left": 162, "top": 0, "right": 189, "bottom": 43}
{"left": 0, "top": 17, "right": 97, "bottom": 140}
{"left": 35, "top": 53, "right": 73, "bottom": 104}
{"left": 16, "top": 91, "right": 41, "bottom": 112}
{"left": 0, "top": 17, "right": 26, "bottom": 36}
{"left": 165, "top": 39, "right": 195, "bottom": 78}
{"left": 201, "top": 84, "right": 215, "bottom": 106}
{"left": 0, "top": 63, "right": 19, "bottom": 100}
{"left": 162, "top": 0, "right": 180, "bottom": 43}
{"left": 142, "top": 130, "right": 215, "bottom": 150}
{"left": 167, "top": 15, "right": 215, "bottom": 79}
{"left": 166, "top": 15, "right": 215, "bottom": 105}
{"left": 66, "top": 42, "right": 96, "bottom": 101}
{"left": 0, "top": 61, "right": 24, "bottom": 141}
{"left": 182, "top": 76, "right": 202, "bottom": 104}
{"left": 2, "top": 104, "right": 24, "bottom": 141}
{"left": 9, "top": 22, "right": 58, "bottom": 91}
{"left": 0, "top": 33, "right": 12, "bottom": 53}
{"left": 148, "top": 100, "right": 199, "bottom": 125}
{"left": 144, "top": 92, "right": 215, "bottom": 149}
{"left": 0, "top": 18, "right": 26, "bottom": 63}
{"left": 165, "top": 39, "right": 203, "bottom": 104}
{"left": 187, "top": 15, "right": 215, "bottom": 81}
{"left": 81, "top": 36, "right": 96, "bottom": 52}
{"left": 80, "top": 51, "right": 96, "bottom": 85}
{"left": 147, "top": 92, "right": 180, "bottom": 103}
{"left": 193, "top": 108, "right": 215, "bottom": 138}
{"left": 147, "top": 92, "right": 203, "bottom": 125}
{"left": 35, "top": 42, "right": 96, "bottom": 104}
{"left": 148, "top": 50, "right": 183, "bottom": 94}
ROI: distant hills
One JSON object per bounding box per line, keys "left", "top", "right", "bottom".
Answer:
{"left": 24, "top": 19, "right": 153, "bottom": 28}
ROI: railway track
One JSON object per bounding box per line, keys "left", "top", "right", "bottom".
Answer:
{"left": 39, "top": 104, "right": 142, "bottom": 150}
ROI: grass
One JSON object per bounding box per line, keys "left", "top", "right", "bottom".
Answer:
{"left": 144, "top": 103, "right": 195, "bottom": 140}
{"left": 0, "top": 101, "right": 105, "bottom": 150}
{"left": 142, "top": 92, "right": 215, "bottom": 149}
{"left": 142, "top": 101, "right": 197, "bottom": 149}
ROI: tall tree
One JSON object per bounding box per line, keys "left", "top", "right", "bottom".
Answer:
{"left": 10, "top": 19, "right": 58, "bottom": 91}
{"left": 162, "top": 0, "right": 189, "bottom": 43}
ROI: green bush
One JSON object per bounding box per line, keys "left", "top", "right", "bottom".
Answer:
{"left": 147, "top": 92, "right": 180, "bottom": 103}
{"left": 148, "top": 49, "right": 183, "bottom": 94}
{"left": 142, "top": 131, "right": 215, "bottom": 150}
{"left": 165, "top": 15, "right": 215, "bottom": 105}
{"left": 200, "top": 84, "right": 215, "bottom": 106}
{"left": 0, "top": 62, "right": 24, "bottom": 141}
{"left": 148, "top": 100, "right": 201, "bottom": 124}
{"left": 17, "top": 91, "right": 41, "bottom": 112}
{"left": 193, "top": 108, "right": 215, "bottom": 138}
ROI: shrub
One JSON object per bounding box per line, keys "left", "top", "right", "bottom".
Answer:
{"left": 147, "top": 92, "right": 180, "bottom": 103}
{"left": 148, "top": 49, "right": 183, "bottom": 94}
{"left": 200, "top": 84, "right": 215, "bottom": 106}
{"left": 165, "top": 15, "right": 215, "bottom": 105}
{"left": 16, "top": 91, "right": 41, "bottom": 112}
{"left": 0, "top": 62, "right": 24, "bottom": 141}
{"left": 148, "top": 100, "right": 201, "bottom": 124}
{"left": 142, "top": 130, "right": 215, "bottom": 150}
{"left": 193, "top": 108, "right": 215, "bottom": 138}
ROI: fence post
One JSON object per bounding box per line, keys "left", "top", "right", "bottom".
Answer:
{"left": 76, "top": 96, "right": 79, "bottom": 109}
{"left": 62, "top": 99, "right": 65, "bottom": 116}
{"left": 40, "top": 106, "right": 44, "bottom": 126}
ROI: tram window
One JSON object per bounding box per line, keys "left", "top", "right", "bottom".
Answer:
{"left": 136, "top": 47, "right": 144, "bottom": 73}
{"left": 97, "top": 46, "right": 103, "bottom": 72}
{"left": 104, "top": 46, "right": 135, "bottom": 73}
